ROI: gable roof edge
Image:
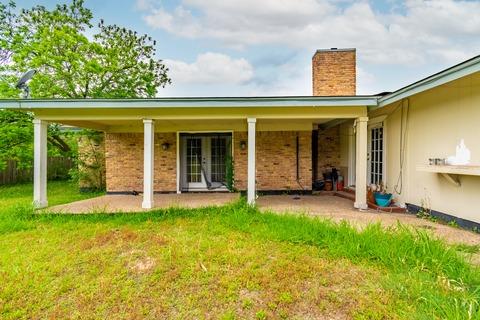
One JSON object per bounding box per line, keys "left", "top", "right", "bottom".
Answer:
{"left": 377, "top": 54, "right": 480, "bottom": 108}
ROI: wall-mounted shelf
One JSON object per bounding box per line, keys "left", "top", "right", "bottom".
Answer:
{"left": 416, "top": 164, "right": 480, "bottom": 187}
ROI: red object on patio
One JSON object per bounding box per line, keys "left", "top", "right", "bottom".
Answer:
{"left": 336, "top": 180, "right": 344, "bottom": 191}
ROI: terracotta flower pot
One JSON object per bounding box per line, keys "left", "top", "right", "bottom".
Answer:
{"left": 324, "top": 180, "right": 333, "bottom": 191}
{"left": 367, "top": 189, "right": 375, "bottom": 204}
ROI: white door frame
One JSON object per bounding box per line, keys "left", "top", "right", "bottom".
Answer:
{"left": 176, "top": 131, "right": 234, "bottom": 193}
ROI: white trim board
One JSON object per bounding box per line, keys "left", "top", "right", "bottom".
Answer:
{"left": 0, "top": 96, "right": 378, "bottom": 109}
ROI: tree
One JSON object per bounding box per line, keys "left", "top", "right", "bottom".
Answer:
{"left": 9, "top": 1, "right": 170, "bottom": 98}
{"left": 0, "top": 1, "right": 19, "bottom": 98}
{"left": 0, "top": 0, "right": 171, "bottom": 170}
{"left": 0, "top": 110, "right": 33, "bottom": 170}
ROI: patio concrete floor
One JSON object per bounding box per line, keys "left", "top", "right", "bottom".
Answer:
{"left": 48, "top": 193, "right": 240, "bottom": 214}
{"left": 47, "top": 193, "right": 480, "bottom": 246}
{"left": 257, "top": 194, "right": 480, "bottom": 246}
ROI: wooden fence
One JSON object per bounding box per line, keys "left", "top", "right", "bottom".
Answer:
{"left": 0, "top": 157, "right": 75, "bottom": 185}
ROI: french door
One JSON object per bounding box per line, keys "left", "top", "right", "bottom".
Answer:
{"left": 181, "top": 133, "right": 231, "bottom": 191}
{"left": 185, "top": 137, "right": 205, "bottom": 189}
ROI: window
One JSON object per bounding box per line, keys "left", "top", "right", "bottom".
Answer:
{"left": 369, "top": 126, "right": 384, "bottom": 185}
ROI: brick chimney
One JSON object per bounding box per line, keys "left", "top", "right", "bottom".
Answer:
{"left": 312, "top": 48, "right": 356, "bottom": 96}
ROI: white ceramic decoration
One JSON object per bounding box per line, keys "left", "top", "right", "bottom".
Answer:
{"left": 446, "top": 139, "right": 471, "bottom": 165}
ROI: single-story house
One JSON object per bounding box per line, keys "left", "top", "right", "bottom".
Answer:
{"left": 2, "top": 48, "right": 480, "bottom": 228}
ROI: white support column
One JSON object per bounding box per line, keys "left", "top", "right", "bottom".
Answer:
{"left": 247, "top": 118, "right": 256, "bottom": 205}
{"left": 142, "top": 119, "right": 155, "bottom": 209}
{"left": 354, "top": 117, "right": 369, "bottom": 210}
{"left": 33, "top": 119, "right": 48, "bottom": 208}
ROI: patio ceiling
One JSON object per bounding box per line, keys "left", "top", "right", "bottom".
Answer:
{"left": 39, "top": 108, "right": 363, "bottom": 131}
{"left": 1, "top": 96, "right": 370, "bottom": 132}
{"left": 57, "top": 118, "right": 336, "bottom": 132}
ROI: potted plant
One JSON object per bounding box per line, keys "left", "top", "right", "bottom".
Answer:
{"left": 371, "top": 182, "right": 393, "bottom": 207}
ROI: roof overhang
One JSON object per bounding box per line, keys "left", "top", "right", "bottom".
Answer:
{"left": 0, "top": 96, "right": 378, "bottom": 109}
{"left": 3, "top": 53, "right": 479, "bottom": 114}
{"left": 0, "top": 96, "right": 374, "bottom": 132}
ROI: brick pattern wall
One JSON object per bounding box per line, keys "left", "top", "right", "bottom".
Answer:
{"left": 154, "top": 133, "right": 177, "bottom": 191}
{"left": 317, "top": 127, "right": 341, "bottom": 178}
{"left": 106, "top": 130, "right": 312, "bottom": 193}
{"left": 312, "top": 49, "right": 356, "bottom": 96}
{"left": 105, "top": 133, "right": 176, "bottom": 192}
{"left": 233, "top": 131, "right": 248, "bottom": 190}
{"left": 234, "top": 131, "right": 312, "bottom": 191}
{"left": 105, "top": 133, "right": 142, "bottom": 192}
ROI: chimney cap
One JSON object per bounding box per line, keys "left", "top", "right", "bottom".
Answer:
{"left": 314, "top": 48, "right": 356, "bottom": 53}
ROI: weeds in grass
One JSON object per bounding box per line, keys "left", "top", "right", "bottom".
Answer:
{"left": 1, "top": 182, "right": 480, "bottom": 319}
{"left": 454, "top": 244, "right": 480, "bottom": 254}
{"left": 5, "top": 201, "right": 477, "bottom": 318}
{"left": 448, "top": 220, "right": 460, "bottom": 228}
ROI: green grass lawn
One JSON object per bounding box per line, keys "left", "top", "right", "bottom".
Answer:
{"left": 0, "top": 182, "right": 479, "bottom": 319}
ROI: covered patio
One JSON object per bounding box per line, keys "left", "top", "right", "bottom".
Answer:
{"left": 2, "top": 96, "right": 376, "bottom": 210}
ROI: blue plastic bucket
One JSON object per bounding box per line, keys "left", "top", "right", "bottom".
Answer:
{"left": 374, "top": 193, "right": 392, "bottom": 207}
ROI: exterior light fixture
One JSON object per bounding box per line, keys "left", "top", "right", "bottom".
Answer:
{"left": 240, "top": 141, "right": 246, "bottom": 150}
{"left": 161, "top": 142, "right": 170, "bottom": 151}
{"left": 16, "top": 69, "right": 36, "bottom": 98}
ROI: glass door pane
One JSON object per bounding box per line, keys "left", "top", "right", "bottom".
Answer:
{"left": 369, "top": 126, "right": 384, "bottom": 185}
{"left": 210, "top": 137, "right": 227, "bottom": 183}
{"left": 186, "top": 138, "right": 202, "bottom": 183}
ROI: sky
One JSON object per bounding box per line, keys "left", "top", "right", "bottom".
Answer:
{"left": 15, "top": 0, "right": 480, "bottom": 97}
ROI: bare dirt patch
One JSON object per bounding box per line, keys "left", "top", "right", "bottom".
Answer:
{"left": 122, "top": 249, "right": 157, "bottom": 274}
{"left": 81, "top": 228, "right": 138, "bottom": 249}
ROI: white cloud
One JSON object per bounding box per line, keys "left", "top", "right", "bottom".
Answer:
{"left": 139, "top": 0, "right": 480, "bottom": 96}
{"left": 249, "top": 66, "right": 311, "bottom": 96}
{"left": 140, "top": 0, "right": 480, "bottom": 65}
{"left": 357, "top": 66, "right": 378, "bottom": 95}
{"left": 164, "top": 52, "right": 254, "bottom": 85}
{"left": 135, "top": 0, "right": 155, "bottom": 11}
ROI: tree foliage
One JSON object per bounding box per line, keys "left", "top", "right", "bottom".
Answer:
{"left": 0, "top": 110, "right": 33, "bottom": 169}
{"left": 0, "top": 0, "right": 171, "bottom": 169}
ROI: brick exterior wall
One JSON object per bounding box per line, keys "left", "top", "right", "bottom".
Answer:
{"left": 233, "top": 131, "right": 248, "bottom": 190}
{"left": 105, "top": 130, "right": 312, "bottom": 193}
{"left": 154, "top": 133, "right": 177, "bottom": 191}
{"left": 105, "top": 133, "right": 176, "bottom": 193}
{"left": 312, "top": 48, "right": 356, "bottom": 96}
{"left": 317, "top": 126, "right": 341, "bottom": 178}
{"left": 105, "top": 133, "right": 142, "bottom": 192}
{"left": 234, "top": 131, "right": 312, "bottom": 191}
